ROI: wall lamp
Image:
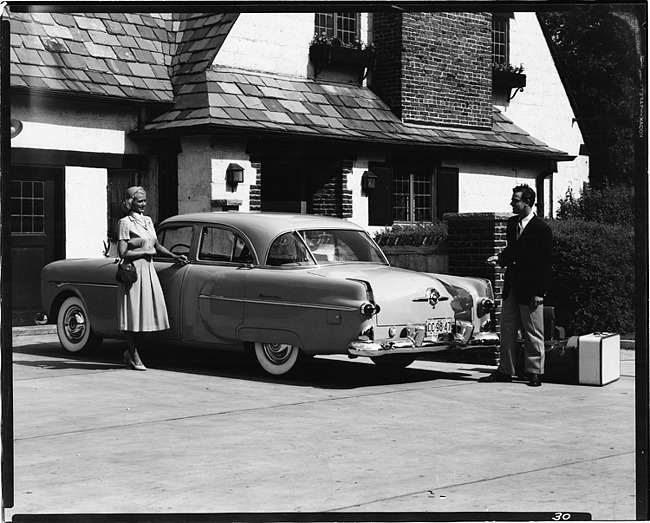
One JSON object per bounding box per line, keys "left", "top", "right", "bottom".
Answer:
{"left": 361, "top": 170, "right": 377, "bottom": 191}
{"left": 226, "top": 163, "right": 244, "bottom": 189}
{"left": 10, "top": 119, "right": 23, "bottom": 139}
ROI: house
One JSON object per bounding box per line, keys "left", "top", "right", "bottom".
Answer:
{"left": 6, "top": 8, "right": 588, "bottom": 324}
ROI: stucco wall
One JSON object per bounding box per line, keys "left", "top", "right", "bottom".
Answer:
{"left": 447, "top": 158, "right": 546, "bottom": 214}
{"left": 178, "top": 136, "right": 255, "bottom": 214}
{"left": 213, "top": 12, "right": 370, "bottom": 79}
{"left": 11, "top": 96, "right": 141, "bottom": 155}
{"left": 65, "top": 167, "right": 108, "bottom": 258}
{"left": 499, "top": 12, "right": 589, "bottom": 215}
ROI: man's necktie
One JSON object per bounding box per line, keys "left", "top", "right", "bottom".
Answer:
{"left": 517, "top": 220, "right": 523, "bottom": 240}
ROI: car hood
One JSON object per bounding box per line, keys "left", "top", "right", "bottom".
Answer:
{"left": 308, "top": 264, "right": 455, "bottom": 325}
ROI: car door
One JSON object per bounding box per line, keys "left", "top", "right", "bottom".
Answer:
{"left": 181, "top": 225, "right": 253, "bottom": 346}
{"left": 150, "top": 223, "right": 195, "bottom": 340}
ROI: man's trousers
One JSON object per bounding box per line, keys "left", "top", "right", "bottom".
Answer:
{"left": 497, "top": 292, "right": 545, "bottom": 376}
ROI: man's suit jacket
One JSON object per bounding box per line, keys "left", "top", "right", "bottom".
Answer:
{"left": 500, "top": 214, "right": 552, "bottom": 305}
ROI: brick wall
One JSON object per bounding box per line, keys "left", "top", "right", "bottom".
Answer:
{"left": 372, "top": 12, "right": 492, "bottom": 129}
{"left": 249, "top": 161, "right": 261, "bottom": 212}
{"left": 310, "top": 161, "right": 353, "bottom": 218}
{"left": 445, "top": 212, "right": 510, "bottom": 326}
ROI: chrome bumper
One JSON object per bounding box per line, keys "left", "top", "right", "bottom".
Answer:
{"left": 348, "top": 329, "right": 499, "bottom": 358}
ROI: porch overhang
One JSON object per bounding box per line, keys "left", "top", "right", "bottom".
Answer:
{"left": 133, "top": 67, "right": 574, "bottom": 163}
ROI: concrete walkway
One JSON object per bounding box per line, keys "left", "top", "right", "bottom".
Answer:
{"left": 4, "top": 330, "right": 637, "bottom": 521}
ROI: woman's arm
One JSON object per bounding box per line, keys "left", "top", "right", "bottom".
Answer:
{"left": 153, "top": 239, "right": 189, "bottom": 265}
{"left": 118, "top": 240, "right": 153, "bottom": 261}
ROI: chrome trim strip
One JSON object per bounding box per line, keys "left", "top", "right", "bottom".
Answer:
{"left": 55, "top": 282, "right": 116, "bottom": 288}
{"left": 198, "top": 294, "right": 359, "bottom": 312}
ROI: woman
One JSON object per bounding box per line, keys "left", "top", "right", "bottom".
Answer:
{"left": 117, "top": 186, "right": 188, "bottom": 370}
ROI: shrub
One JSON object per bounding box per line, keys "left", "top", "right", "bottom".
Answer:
{"left": 557, "top": 184, "right": 634, "bottom": 226}
{"left": 374, "top": 221, "right": 448, "bottom": 247}
{"left": 546, "top": 219, "right": 634, "bottom": 337}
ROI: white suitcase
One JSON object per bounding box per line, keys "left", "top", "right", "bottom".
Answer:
{"left": 567, "top": 333, "right": 620, "bottom": 386}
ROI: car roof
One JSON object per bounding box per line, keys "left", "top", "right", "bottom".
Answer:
{"left": 159, "top": 212, "right": 367, "bottom": 254}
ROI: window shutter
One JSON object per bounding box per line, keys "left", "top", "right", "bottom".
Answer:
{"left": 436, "top": 167, "right": 459, "bottom": 219}
{"left": 368, "top": 165, "right": 392, "bottom": 226}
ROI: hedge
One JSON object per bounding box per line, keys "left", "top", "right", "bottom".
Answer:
{"left": 546, "top": 219, "right": 635, "bottom": 337}
{"left": 374, "top": 221, "right": 448, "bottom": 247}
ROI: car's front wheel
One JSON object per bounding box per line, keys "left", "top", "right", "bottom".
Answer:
{"left": 56, "top": 296, "right": 103, "bottom": 353}
{"left": 253, "top": 342, "right": 303, "bottom": 376}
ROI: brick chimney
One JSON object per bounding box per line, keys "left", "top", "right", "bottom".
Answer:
{"left": 371, "top": 12, "right": 493, "bottom": 129}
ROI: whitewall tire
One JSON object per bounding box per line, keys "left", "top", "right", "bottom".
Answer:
{"left": 56, "top": 296, "right": 102, "bottom": 353}
{"left": 253, "top": 342, "right": 301, "bottom": 376}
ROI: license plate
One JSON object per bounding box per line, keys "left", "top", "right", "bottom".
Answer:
{"left": 426, "top": 318, "right": 453, "bottom": 336}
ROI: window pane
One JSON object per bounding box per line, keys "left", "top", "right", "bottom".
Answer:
{"left": 393, "top": 174, "right": 410, "bottom": 222}
{"left": 413, "top": 175, "right": 432, "bottom": 222}
{"left": 300, "top": 229, "right": 386, "bottom": 264}
{"left": 158, "top": 226, "right": 193, "bottom": 257}
{"left": 492, "top": 17, "right": 508, "bottom": 64}
{"left": 336, "top": 13, "right": 357, "bottom": 44}
{"left": 200, "top": 227, "right": 235, "bottom": 262}
{"left": 11, "top": 180, "right": 45, "bottom": 234}
{"left": 233, "top": 236, "right": 254, "bottom": 264}
{"left": 267, "top": 232, "right": 314, "bottom": 266}
{"left": 315, "top": 12, "right": 334, "bottom": 39}
{"left": 315, "top": 12, "right": 358, "bottom": 44}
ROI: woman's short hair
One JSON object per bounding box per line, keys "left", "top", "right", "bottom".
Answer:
{"left": 123, "top": 186, "right": 146, "bottom": 212}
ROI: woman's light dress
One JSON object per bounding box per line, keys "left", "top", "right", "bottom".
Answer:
{"left": 117, "top": 213, "right": 170, "bottom": 332}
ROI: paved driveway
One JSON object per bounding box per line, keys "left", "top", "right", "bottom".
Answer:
{"left": 6, "top": 332, "right": 636, "bottom": 520}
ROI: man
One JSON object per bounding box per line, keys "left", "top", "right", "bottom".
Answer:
{"left": 480, "top": 184, "right": 552, "bottom": 387}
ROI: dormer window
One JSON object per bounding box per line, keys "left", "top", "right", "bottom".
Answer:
{"left": 492, "top": 14, "right": 510, "bottom": 66}
{"left": 491, "top": 12, "right": 525, "bottom": 104}
{"left": 315, "top": 13, "right": 360, "bottom": 45}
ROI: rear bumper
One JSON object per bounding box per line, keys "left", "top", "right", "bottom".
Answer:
{"left": 348, "top": 331, "right": 499, "bottom": 358}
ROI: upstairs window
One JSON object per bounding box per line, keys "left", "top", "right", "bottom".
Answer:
{"left": 315, "top": 13, "right": 359, "bottom": 45}
{"left": 492, "top": 14, "right": 510, "bottom": 65}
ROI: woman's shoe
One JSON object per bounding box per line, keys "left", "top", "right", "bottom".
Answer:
{"left": 123, "top": 350, "right": 147, "bottom": 371}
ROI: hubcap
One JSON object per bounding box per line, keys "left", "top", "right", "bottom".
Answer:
{"left": 64, "top": 307, "right": 86, "bottom": 344}
{"left": 262, "top": 343, "right": 293, "bottom": 365}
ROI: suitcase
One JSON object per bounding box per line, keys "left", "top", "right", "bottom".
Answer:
{"left": 516, "top": 339, "right": 578, "bottom": 384}
{"left": 568, "top": 332, "right": 621, "bottom": 386}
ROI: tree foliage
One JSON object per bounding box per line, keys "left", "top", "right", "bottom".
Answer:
{"left": 538, "top": 6, "right": 642, "bottom": 187}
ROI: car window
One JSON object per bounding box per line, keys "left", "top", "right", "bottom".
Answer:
{"left": 157, "top": 226, "right": 193, "bottom": 257}
{"left": 299, "top": 229, "right": 387, "bottom": 264}
{"left": 199, "top": 226, "right": 254, "bottom": 264}
{"left": 266, "top": 232, "right": 315, "bottom": 266}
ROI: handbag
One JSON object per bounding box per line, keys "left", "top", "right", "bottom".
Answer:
{"left": 116, "top": 259, "right": 138, "bottom": 285}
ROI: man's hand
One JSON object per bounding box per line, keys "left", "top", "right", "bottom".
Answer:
{"left": 486, "top": 255, "right": 499, "bottom": 266}
{"left": 531, "top": 296, "right": 544, "bottom": 308}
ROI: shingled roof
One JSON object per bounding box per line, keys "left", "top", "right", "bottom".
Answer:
{"left": 8, "top": 10, "right": 571, "bottom": 160}
{"left": 9, "top": 11, "right": 174, "bottom": 103}
{"left": 141, "top": 67, "right": 571, "bottom": 160}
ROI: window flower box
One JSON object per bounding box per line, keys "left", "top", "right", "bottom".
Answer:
{"left": 492, "top": 63, "right": 526, "bottom": 89}
{"left": 309, "top": 43, "right": 376, "bottom": 68}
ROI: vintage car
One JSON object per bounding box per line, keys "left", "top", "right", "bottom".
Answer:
{"left": 39, "top": 212, "right": 499, "bottom": 376}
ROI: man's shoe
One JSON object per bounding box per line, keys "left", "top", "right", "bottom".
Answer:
{"left": 527, "top": 374, "right": 542, "bottom": 387}
{"left": 478, "top": 370, "right": 512, "bottom": 383}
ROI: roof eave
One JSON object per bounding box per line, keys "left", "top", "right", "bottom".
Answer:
{"left": 11, "top": 85, "right": 174, "bottom": 108}
{"left": 131, "top": 123, "right": 575, "bottom": 162}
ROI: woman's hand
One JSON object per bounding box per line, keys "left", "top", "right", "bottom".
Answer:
{"left": 173, "top": 254, "right": 189, "bottom": 265}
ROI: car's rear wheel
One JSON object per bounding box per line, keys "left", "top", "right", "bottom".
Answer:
{"left": 253, "top": 342, "right": 303, "bottom": 376}
{"left": 370, "top": 354, "right": 416, "bottom": 370}
{"left": 56, "top": 296, "right": 103, "bottom": 353}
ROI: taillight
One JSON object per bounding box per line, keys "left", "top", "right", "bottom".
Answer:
{"left": 360, "top": 302, "right": 381, "bottom": 317}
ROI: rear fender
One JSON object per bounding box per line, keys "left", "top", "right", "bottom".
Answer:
{"left": 238, "top": 328, "right": 303, "bottom": 349}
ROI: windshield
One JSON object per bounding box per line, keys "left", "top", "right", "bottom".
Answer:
{"left": 266, "top": 229, "right": 388, "bottom": 266}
